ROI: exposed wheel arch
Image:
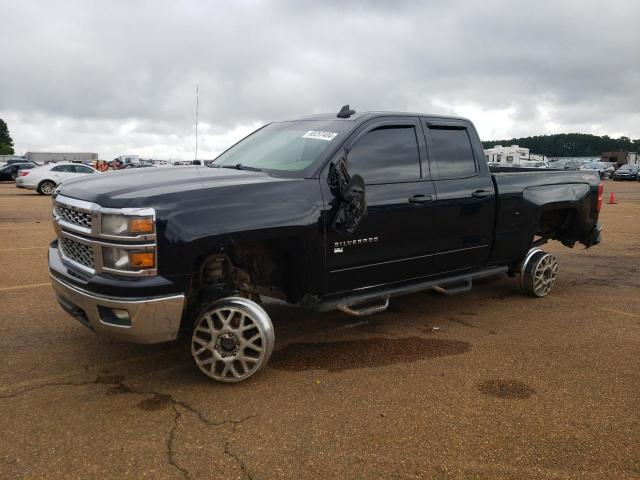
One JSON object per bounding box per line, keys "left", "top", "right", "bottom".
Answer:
{"left": 181, "top": 238, "right": 309, "bottom": 337}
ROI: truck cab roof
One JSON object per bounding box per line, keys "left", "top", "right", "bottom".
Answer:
{"left": 290, "top": 110, "right": 471, "bottom": 125}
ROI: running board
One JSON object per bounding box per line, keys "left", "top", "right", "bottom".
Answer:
{"left": 337, "top": 295, "right": 390, "bottom": 317}
{"left": 432, "top": 279, "right": 472, "bottom": 295}
{"left": 303, "top": 266, "right": 508, "bottom": 313}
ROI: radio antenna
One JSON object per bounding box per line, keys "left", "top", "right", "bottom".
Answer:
{"left": 194, "top": 84, "right": 199, "bottom": 161}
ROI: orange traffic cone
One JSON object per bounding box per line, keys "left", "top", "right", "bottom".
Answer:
{"left": 608, "top": 192, "right": 617, "bottom": 204}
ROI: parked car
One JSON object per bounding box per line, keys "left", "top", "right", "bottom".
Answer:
{"left": 612, "top": 163, "right": 640, "bottom": 181}
{"left": 0, "top": 158, "right": 37, "bottom": 167}
{"left": 580, "top": 161, "right": 616, "bottom": 179}
{"left": 16, "top": 162, "right": 98, "bottom": 194}
{"left": 0, "top": 162, "right": 37, "bottom": 181}
{"left": 49, "top": 107, "right": 603, "bottom": 383}
{"left": 121, "top": 163, "right": 155, "bottom": 169}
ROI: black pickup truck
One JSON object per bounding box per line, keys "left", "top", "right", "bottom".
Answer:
{"left": 48, "top": 107, "right": 602, "bottom": 382}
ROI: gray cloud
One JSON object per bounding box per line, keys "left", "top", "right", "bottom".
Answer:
{"left": 1, "top": 0, "right": 638, "bottom": 159}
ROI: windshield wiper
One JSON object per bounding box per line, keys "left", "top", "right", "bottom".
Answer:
{"left": 214, "top": 163, "right": 262, "bottom": 172}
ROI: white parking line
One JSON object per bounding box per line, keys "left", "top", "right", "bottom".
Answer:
{"left": 0, "top": 283, "right": 50, "bottom": 292}
{"left": 0, "top": 226, "right": 51, "bottom": 230}
{"left": 0, "top": 246, "right": 48, "bottom": 252}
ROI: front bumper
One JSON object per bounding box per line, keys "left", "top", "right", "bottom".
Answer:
{"left": 50, "top": 261, "right": 186, "bottom": 344}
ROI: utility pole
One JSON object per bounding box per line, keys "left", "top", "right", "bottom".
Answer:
{"left": 194, "top": 84, "right": 199, "bottom": 162}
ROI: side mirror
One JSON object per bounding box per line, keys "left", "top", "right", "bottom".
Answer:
{"left": 329, "top": 158, "right": 367, "bottom": 234}
{"left": 328, "top": 157, "right": 350, "bottom": 198}
{"left": 340, "top": 174, "right": 365, "bottom": 203}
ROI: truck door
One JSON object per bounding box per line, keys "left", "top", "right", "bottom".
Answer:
{"left": 424, "top": 120, "right": 495, "bottom": 273}
{"left": 321, "top": 117, "right": 438, "bottom": 294}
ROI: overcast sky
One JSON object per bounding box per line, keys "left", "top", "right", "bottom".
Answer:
{"left": 1, "top": 0, "right": 639, "bottom": 160}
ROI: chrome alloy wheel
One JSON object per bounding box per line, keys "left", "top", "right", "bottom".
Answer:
{"left": 39, "top": 180, "right": 56, "bottom": 195}
{"left": 191, "top": 297, "right": 274, "bottom": 382}
{"left": 521, "top": 251, "right": 558, "bottom": 297}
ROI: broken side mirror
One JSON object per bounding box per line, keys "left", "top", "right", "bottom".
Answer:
{"left": 328, "top": 157, "right": 367, "bottom": 234}
{"left": 328, "top": 157, "right": 351, "bottom": 199}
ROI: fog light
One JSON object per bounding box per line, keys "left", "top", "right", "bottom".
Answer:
{"left": 98, "top": 306, "right": 132, "bottom": 326}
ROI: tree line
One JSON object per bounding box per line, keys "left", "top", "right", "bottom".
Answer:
{"left": 482, "top": 133, "right": 640, "bottom": 157}
{"left": 0, "top": 119, "right": 14, "bottom": 155}
{"left": 1, "top": 117, "right": 637, "bottom": 159}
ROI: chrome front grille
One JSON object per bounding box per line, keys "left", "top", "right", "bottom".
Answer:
{"left": 52, "top": 194, "right": 157, "bottom": 277}
{"left": 60, "top": 237, "right": 95, "bottom": 269}
{"left": 54, "top": 204, "right": 92, "bottom": 230}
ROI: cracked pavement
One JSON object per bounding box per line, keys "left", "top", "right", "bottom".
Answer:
{"left": 1, "top": 182, "right": 639, "bottom": 479}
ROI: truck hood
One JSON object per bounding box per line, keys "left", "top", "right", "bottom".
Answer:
{"left": 58, "top": 166, "right": 287, "bottom": 208}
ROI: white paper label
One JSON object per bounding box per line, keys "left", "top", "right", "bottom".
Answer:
{"left": 302, "top": 130, "right": 338, "bottom": 141}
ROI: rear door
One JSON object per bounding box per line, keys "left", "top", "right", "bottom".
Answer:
{"left": 424, "top": 119, "right": 495, "bottom": 273}
{"left": 322, "top": 116, "right": 438, "bottom": 293}
{"left": 50, "top": 164, "right": 76, "bottom": 182}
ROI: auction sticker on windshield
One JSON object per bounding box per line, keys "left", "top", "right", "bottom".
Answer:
{"left": 302, "top": 131, "right": 338, "bottom": 141}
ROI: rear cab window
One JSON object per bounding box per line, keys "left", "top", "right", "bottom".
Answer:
{"left": 427, "top": 126, "right": 478, "bottom": 179}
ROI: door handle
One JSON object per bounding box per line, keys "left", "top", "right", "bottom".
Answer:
{"left": 471, "top": 190, "right": 492, "bottom": 199}
{"left": 408, "top": 194, "right": 434, "bottom": 204}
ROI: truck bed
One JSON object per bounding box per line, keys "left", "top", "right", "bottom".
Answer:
{"left": 488, "top": 167, "right": 601, "bottom": 267}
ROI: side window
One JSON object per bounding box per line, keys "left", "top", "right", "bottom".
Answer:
{"left": 52, "top": 165, "right": 74, "bottom": 172}
{"left": 74, "top": 165, "right": 94, "bottom": 173}
{"left": 348, "top": 126, "right": 420, "bottom": 184}
{"left": 429, "top": 128, "right": 477, "bottom": 179}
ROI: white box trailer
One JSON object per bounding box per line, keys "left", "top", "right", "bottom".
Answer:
{"left": 25, "top": 152, "right": 98, "bottom": 163}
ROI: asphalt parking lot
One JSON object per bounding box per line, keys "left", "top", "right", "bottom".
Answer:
{"left": 0, "top": 181, "right": 639, "bottom": 479}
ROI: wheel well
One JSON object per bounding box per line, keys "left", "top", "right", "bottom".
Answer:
{"left": 536, "top": 208, "right": 574, "bottom": 237}
{"left": 191, "top": 238, "right": 308, "bottom": 305}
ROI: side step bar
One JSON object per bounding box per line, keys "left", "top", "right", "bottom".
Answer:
{"left": 433, "top": 279, "right": 472, "bottom": 295}
{"left": 338, "top": 295, "right": 390, "bottom": 317}
{"left": 307, "top": 266, "right": 508, "bottom": 315}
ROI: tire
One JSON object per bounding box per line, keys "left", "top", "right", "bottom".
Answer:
{"left": 37, "top": 180, "right": 56, "bottom": 195}
{"left": 190, "top": 297, "right": 274, "bottom": 383}
{"left": 520, "top": 251, "right": 558, "bottom": 298}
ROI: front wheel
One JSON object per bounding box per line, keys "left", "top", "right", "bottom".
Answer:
{"left": 38, "top": 180, "right": 56, "bottom": 195}
{"left": 521, "top": 251, "right": 559, "bottom": 297}
{"left": 190, "top": 297, "right": 275, "bottom": 382}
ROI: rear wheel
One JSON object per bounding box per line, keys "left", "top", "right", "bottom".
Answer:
{"left": 190, "top": 297, "right": 274, "bottom": 382}
{"left": 521, "top": 251, "right": 558, "bottom": 297}
{"left": 38, "top": 180, "right": 56, "bottom": 195}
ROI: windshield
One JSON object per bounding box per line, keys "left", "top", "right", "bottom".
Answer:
{"left": 212, "top": 120, "right": 351, "bottom": 173}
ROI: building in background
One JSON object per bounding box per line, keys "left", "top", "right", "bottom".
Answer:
{"left": 484, "top": 145, "right": 546, "bottom": 164}
{"left": 24, "top": 152, "right": 98, "bottom": 164}
{"left": 0, "top": 155, "right": 25, "bottom": 164}
{"left": 601, "top": 151, "right": 638, "bottom": 166}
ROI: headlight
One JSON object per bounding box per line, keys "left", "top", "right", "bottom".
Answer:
{"left": 101, "top": 214, "right": 154, "bottom": 236}
{"left": 103, "top": 247, "right": 155, "bottom": 271}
